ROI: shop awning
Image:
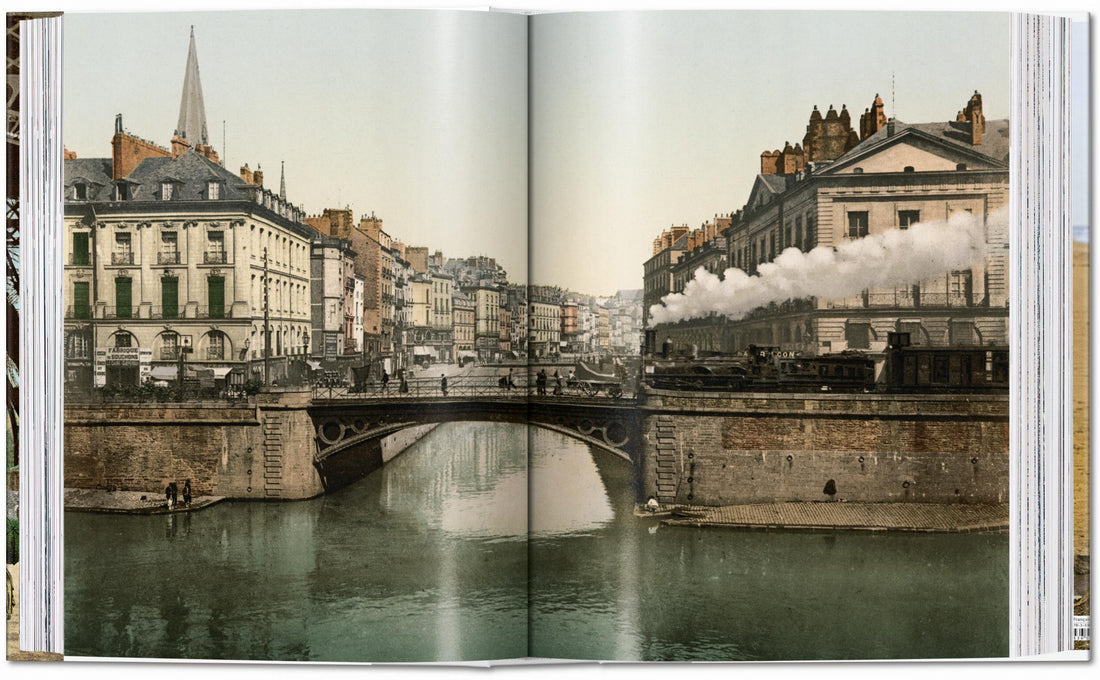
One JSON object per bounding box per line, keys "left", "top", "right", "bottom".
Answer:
{"left": 412, "top": 347, "right": 433, "bottom": 357}
{"left": 211, "top": 366, "right": 233, "bottom": 379}
{"left": 150, "top": 366, "right": 178, "bottom": 380}
{"left": 307, "top": 360, "right": 322, "bottom": 370}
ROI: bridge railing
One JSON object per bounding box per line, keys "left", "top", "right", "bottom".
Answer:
{"left": 311, "top": 375, "right": 633, "bottom": 402}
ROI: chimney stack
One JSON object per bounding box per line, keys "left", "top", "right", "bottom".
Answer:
{"left": 963, "top": 90, "right": 984, "bottom": 146}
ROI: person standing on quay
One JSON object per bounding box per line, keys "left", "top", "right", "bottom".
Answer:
{"left": 183, "top": 480, "right": 192, "bottom": 507}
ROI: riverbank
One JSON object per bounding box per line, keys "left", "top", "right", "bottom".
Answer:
{"left": 64, "top": 488, "right": 224, "bottom": 514}
{"left": 641, "top": 501, "right": 1008, "bottom": 533}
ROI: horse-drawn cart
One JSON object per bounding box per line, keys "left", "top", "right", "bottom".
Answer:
{"left": 570, "top": 362, "right": 624, "bottom": 398}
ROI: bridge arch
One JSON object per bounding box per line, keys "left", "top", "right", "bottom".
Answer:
{"left": 308, "top": 399, "right": 641, "bottom": 492}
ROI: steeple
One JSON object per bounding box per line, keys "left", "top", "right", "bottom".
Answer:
{"left": 280, "top": 160, "right": 286, "bottom": 199}
{"left": 175, "top": 26, "right": 209, "bottom": 146}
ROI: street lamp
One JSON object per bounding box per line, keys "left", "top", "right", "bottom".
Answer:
{"left": 177, "top": 345, "right": 194, "bottom": 398}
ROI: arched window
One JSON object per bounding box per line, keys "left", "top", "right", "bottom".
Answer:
{"left": 204, "top": 331, "right": 228, "bottom": 360}
{"left": 156, "top": 331, "right": 180, "bottom": 361}
{"left": 112, "top": 331, "right": 135, "bottom": 348}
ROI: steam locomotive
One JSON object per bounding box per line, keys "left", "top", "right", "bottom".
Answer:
{"left": 642, "top": 330, "right": 1008, "bottom": 393}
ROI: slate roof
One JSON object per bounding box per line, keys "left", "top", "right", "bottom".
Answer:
{"left": 64, "top": 158, "right": 113, "bottom": 199}
{"left": 829, "top": 118, "right": 1010, "bottom": 169}
{"left": 756, "top": 174, "right": 789, "bottom": 194}
{"left": 125, "top": 149, "right": 255, "bottom": 201}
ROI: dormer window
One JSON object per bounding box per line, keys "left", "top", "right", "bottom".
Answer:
{"left": 73, "top": 183, "right": 87, "bottom": 200}
{"left": 208, "top": 181, "right": 220, "bottom": 200}
{"left": 161, "top": 182, "right": 174, "bottom": 200}
{"left": 112, "top": 183, "right": 130, "bottom": 201}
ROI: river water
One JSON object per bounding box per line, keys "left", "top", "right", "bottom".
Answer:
{"left": 64, "top": 422, "right": 1008, "bottom": 662}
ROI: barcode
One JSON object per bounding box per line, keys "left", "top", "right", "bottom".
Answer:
{"left": 1073, "top": 615, "right": 1089, "bottom": 642}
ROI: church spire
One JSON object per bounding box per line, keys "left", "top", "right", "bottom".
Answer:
{"left": 279, "top": 160, "right": 286, "bottom": 199}
{"left": 175, "top": 26, "right": 209, "bottom": 146}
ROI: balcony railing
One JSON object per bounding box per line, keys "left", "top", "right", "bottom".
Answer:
{"left": 111, "top": 252, "right": 134, "bottom": 265}
{"left": 69, "top": 253, "right": 91, "bottom": 266}
{"left": 88, "top": 305, "right": 237, "bottom": 320}
{"left": 823, "top": 291, "right": 974, "bottom": 310}
{"left": 160, "top": 347, "right": 180, "bottom": 361}
{"left": 157, "top": 251, "right": 181, "bottom": 265}
{"left": 204, "top": 251, "right": 228, "bottom": 264}
{"left": 206, "top": 347, "right": 224, "bottom": 360}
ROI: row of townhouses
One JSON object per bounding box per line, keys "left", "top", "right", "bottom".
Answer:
{"left": 644, "top": 92, "right": 1009, "bottom": 358}
{"left": 62, "top": 30, "right": 644, "bottom": 391}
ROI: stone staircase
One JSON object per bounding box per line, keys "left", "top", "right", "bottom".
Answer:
{"left": 262, "top": 414, "right": 284, "bottom": 498}
{"left": 653, "top": 415, "right": 680, "bottom": 503}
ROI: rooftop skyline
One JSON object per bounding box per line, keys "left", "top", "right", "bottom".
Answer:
{"left": 64, "top": 10, "right": 1010, "bottom": 295}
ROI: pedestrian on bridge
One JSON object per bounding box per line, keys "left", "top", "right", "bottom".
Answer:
{"left": 381, "top": 369, "right": 390, "bottom": 393}
{"left": 441, "top": 374, "right": 448, "bottom": 396}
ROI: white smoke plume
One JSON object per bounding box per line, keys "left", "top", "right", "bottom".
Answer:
{"left": 649, "top": 208, "right": 1004, "bottom": 325}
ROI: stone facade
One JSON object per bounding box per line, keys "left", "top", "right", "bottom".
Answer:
{"left": 64, "top": 391, "right": 323, "bottom": 500}
{"left": 654, "top": 92, "right": 1009, "bottom": 357}
{"left": 642, "top": 391, "right": 1008, "bottom": 506}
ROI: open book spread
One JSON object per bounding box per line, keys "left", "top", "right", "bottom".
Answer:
{"left": 3, "top": 7, "right": 1090, "bottom": 664}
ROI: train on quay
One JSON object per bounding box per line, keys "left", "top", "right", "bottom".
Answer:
{"left": 642, "top": 331, "right": 1009, "bottom": 393}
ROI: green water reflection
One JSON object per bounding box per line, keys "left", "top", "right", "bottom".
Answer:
{"left": 64, "top": 422, "right": 1008, "bottom": 661}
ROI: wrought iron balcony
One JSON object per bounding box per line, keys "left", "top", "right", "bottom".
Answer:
{"left": 157, "top": 251, "right": 181, "bottom": 265}
{"left": 111, "top": 252, "right": 134, "bottom": 265}
{"left": 204, "top": 251, "right": 228, "bottom": 264}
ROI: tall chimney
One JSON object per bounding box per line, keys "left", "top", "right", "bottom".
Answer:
{"left": 964, "top": 90, "right": 984, "bottom": 146}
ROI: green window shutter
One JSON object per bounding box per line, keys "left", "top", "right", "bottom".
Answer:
{"left": 73, "top": 281, "right": 90, "bottom": 319}
{"left": 162, "top": 277, "right": 178, "bottom": 318}
{"left": 72, "top": 232, "right": 90, "bottom": 265}
{"left": 208, "top": 276, "right": 224, "bottom": 318}
{"left": 116, "top": 277, "right": 132, "bottom": 319}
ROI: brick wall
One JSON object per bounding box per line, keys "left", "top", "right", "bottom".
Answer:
{"left": 642, "top": 391, "right": 1008, "bottom": 505}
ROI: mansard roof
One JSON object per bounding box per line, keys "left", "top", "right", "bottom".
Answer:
{"left": 64, "top": 158, "right": 113, "bottom": 194}
{"left": 125, "top": 149, "right": 254, "bottom": 201}
{"left": 744, "top": 173, "right": 789, "bottom": 213}
{"left": 823, "top": 118, "right": 1010, "bottom": 173}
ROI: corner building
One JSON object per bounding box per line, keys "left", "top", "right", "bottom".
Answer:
{"left": 63, "top": 30, "right": 314, "bottom": 390}
{"left": 655, "top": 92, "right": 1009, "bottom": 357}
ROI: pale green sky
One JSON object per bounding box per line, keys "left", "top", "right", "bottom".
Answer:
{"left": 530, "top": 11, "right": 1010, "bottom": 294}
{"left": 63, "top": 10, "right": 530, "bottom": 281}
{"left": 64, "top": 10, "right": 1010, "bottom": 296}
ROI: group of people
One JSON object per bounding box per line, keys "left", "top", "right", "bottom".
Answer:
{"left": 165, "top": 479, "right": 192, "bottom": 510}
{"left": 535, "top": 369, "right": 569, "bottom": 396}
{"left": 379, "top": 369, "right": 410, "bottom": 394}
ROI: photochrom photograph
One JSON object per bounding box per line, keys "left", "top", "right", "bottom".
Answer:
{"left": 53, "top": 8, "right": 1011, "bottom": 662}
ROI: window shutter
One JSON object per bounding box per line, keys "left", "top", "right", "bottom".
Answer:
{"left": 162, "top": 277, "right": 178, "bottom": 318}
{"left": 116, "top": 278, "right": 132, "bottom": 318}
{"left": 73, "top": 281, "right": 90, "bottom": 318}
{"left": 72, "top": 232, "right": 90, "bottom": 265}
{"left": 208, "top": 276, "right": 225, "bottom": 318}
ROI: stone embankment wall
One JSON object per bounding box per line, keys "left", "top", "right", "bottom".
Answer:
{"left": 65, "top": 390, "right": 324, "bottom": 500}
{"left": 642, "top": 391, "right": 1008, "bottom": 505}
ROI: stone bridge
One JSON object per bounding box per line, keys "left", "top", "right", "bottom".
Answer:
{"left": 309, "top": 394, "right": 642, "bottom": 492}
{"left": 63, "top": 387, "right": 1009, "bottom": 506}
